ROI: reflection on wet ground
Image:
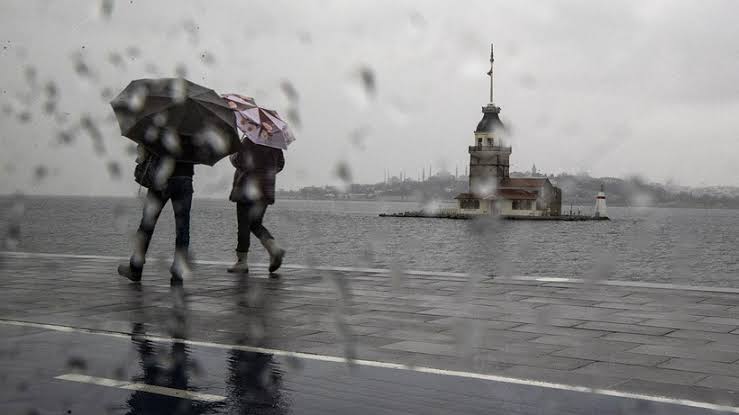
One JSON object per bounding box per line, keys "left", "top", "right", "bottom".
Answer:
{"left": 1, "top": 323, "right": 716, "bottom": 415}
{"left": 1, "top": 253, "right": 738, "bottom": 414}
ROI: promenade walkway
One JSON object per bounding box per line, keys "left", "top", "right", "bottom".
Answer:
{"left": 1, "top": 251, "right": 738, "bottom": 413}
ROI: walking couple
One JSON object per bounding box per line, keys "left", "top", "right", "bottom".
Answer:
{"left": 117, "top": 137, "right": 285, "bottom": 284}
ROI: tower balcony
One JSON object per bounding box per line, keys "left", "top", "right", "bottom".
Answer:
{"left": 469, "top": 145, "right": 511, "bottom": 152}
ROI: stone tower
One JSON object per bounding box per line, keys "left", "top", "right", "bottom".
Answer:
{"left": 468, "top": 43, "right": 511, "bottom": 196}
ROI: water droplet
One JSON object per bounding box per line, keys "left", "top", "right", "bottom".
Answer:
{"left": 126, "top": 85, "right": 148, "bottom": 112}
{"left": 195, "top": 126, "right": 228, "bottom": 154}
{"left": 99, "top": 0, "right": 114, "bottom": 19}
{"left": 280, "top": 80, "right": 299, "bottom": 102}
{"left": 24, "top": 66, "right": 37, "bottom": 84}
{"left": 73, "top": 55, "right": 93, "bottom": 79}
{"left": 153, "top": 113, "right": 167, "bottom": 127}
{"left": 334, "top": 161, "right": 352, "bottom": 192}
{"left": 200, "top": 51, "right": 215, "bottom": 65}
{"left": 108, "top": 52, "right": 125, "bottom": 68}
{"left": 153, "top": 157, "right": 175, "bottom": 188}
{"left": 125, "top": 46, "right": 141, "bottom": 59}
{"left": 285, "top": 107, "right": 301, "bottom": 129}
{"left": 170, "top": 78, "right": 187, "bottom": 103}
{"left": 66, "top": 357, "right": 87, "bottom": 371}
{"left": 100, "top": 87, "right": 114, "bottom": 101}
{"left": 242, "top": 180, "right": 262, "bottom": 201}
{"left": 107, "top": 161, "right": 121, "bottom": 179}
{"left": 162, "top": 129, "right": 182, "bottom": 156}
{"left": 81, "top": 115, "right": 105, "bottom": 154}
{"left": 43, "top": 101, "right": 56, "bottom": 115}
{"left": 4, "top": 194, "right": 24, "bottom": 250}
{"left": 349, "top": 126, "right": 370, "bottom": 150}
{"left": 175, "top": 64, "right": 187, "bottom": 78}
{"left": 34, "top": 166, "right": 48, "bottom": 182}
{"left": 58, "top": 131, "right": 74, "bottom": 144}
{"left": 182, "top": 20, "right": 199, "bottom": 44}
{"left": 44, "top": 81, "right": 58, "bottom": 99}
{"left": 358, "top": 66, "right": 376, "bottom": 97}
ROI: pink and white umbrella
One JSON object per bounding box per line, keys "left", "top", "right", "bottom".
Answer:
{"left": 221, "top": 93, "right": 295, "bottom": 150}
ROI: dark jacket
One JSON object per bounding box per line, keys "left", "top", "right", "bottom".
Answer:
{"left": 229, "top": 139, "right": 285, "bottom": 205}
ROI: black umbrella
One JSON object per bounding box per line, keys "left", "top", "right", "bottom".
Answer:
{"left": 111, "top": 78, "right": 240, "bottom": 166}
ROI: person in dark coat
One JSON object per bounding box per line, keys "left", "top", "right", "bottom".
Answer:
{"left": 227, "top": 138, "right": 285, "bottom": 274}
{"left": 117, "top": 146, "right": 195, "bottom": 283}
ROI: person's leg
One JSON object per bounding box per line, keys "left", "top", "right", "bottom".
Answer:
{"left": 118, "top": 189, "right": 166, "bottom": 281}
{"left": 227, "top": 201, "right": 251, "bottom": 273}
{"left": 251, "top": 203, "right": 285, "bottom": 273}
{"left": 248, "top": 202, "right": 272, "bottom": 241}
{"left": 169, "top": 177, "right": 193, "bottom": 281}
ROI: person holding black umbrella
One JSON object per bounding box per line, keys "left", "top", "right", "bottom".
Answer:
{"left": 111, "top": 78, "right": 240, "bottom": 283}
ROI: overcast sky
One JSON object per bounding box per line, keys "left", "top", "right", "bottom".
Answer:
{"left": 1, "top": 0, "right": 739, "bottom": 196}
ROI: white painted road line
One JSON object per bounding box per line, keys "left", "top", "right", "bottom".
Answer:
{"left": 3, "top": 319, "right": 739, "bottom": 413}
{"left": 55, "top": 374, "right": 226, "bottom": 402}
{"left": 3, "top": 250, "right": 739, "bottom": 294}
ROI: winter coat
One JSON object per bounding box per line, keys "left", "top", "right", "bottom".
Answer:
{"left": 229, "top": 139, "right": 285, "bottom": 205}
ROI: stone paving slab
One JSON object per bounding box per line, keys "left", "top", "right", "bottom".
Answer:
{"left": 1, "top": 251, "right": 739, "bottom": 406}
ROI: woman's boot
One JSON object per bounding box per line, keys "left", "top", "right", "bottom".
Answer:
{"left": 227, "top": 251, "right": 249, "bottom": 273}
{"left": 261, "top": 239, "right": 285, "bottom": 273}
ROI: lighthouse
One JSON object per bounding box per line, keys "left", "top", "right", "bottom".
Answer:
{"left": 594, "top": 184, "right": 607, "bottom": 218}
{"left": 468, "top": 43, "right": 511, "bottom": 196}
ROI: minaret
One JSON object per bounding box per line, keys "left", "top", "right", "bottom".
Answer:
{"left": 594, "top": 184, "right": 607, "bottom": 218}
{"left": 468, "top": 43, "right": 511, "bottom": 196}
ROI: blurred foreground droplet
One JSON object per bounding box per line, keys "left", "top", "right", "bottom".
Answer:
{"left": 349, "top": 126, "right": 370, "bottom": 150}
{"left": 285, "top": 107, "right": 301, "bottom": 129}
{"left": 334, "top": 161, "right": 352, "bottom": 192}
{"left": 81, "top": 115, "right": 106, "bottom": 154}
{"left": 34, "top": 166, "right": 48, "bottom": 182}
{"left": 200, "top": 51, "right": 215, "bottom": 65}
{"left": 99, "top": 0, "right": 114, "bottom": 19}
{"left": 358, "top": 66, "right": 376, "bottom": 97}
{"left": 73, "top": 54, "right": 94, "bottom": 79}
{"left": 107, "top": 161, "right": 122, "bottom": 180}
{"left": 280, "top": 80, "right": 299, "bottom": 102}
{"left": 58, "top": 131, "right": 75, "bottom": 145}
{"left": 108, "top": 52, "right": 125, "bottom": 68}
{"left": 66, "top": 356, "right": 88, "bottom": 371}
{"left": 3, "top": 194, "right": 24, "bottom": 250}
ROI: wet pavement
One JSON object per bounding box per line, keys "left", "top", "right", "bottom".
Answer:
{"left": 1, "top": 251, "right": 739, "bottom": 414}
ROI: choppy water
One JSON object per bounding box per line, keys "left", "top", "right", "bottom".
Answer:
{"left": 1, "top": 196, "right": 737, "bottom": 287}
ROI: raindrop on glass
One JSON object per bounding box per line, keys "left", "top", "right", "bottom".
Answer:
{"left": 280, "top": 80, "right": 299, "bottom": 102}
{"left": 358, "top": 66, "right": 376, "bottom": 97}
{"left": 99, "top": 0, "right": 114, "bottom": 19}
{"left": 107, "top": 161, "right": 122, "bottom": 180}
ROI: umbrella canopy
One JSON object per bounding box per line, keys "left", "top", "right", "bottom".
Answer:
{"left": 111, "top": 78, "right": 240, "bottom": 166}
{"left": 221, "top": 94, "right": 295, "bottom": 150}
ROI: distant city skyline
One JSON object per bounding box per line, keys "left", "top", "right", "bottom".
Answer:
{"left": 2, "top": 0, "right": 739, "bottom": 197}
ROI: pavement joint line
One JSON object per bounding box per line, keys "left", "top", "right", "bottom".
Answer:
{"left": 54, "top": 374, "right": 226, "bottom": 402}
{"left": 3, "top": 318, "right": 739, "bottom": 413}
{"left": 3, "top": 250, "right": 739, "bottom": 294}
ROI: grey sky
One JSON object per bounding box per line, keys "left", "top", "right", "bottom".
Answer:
{"left": 1, "top": 0, "right": 739, "bottom": 197}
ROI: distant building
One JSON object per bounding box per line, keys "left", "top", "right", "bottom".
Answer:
{"left": 456, "top": 44, "right": 562, "bottom": 217}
